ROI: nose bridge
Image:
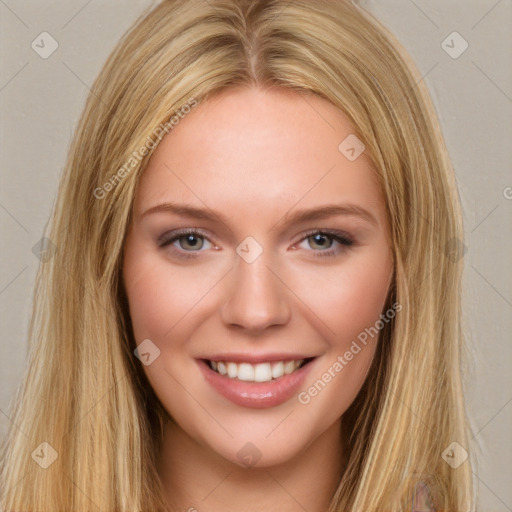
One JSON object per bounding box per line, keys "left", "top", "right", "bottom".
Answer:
{"left": 220, "top": 246, "right": 291, "bottom": 332}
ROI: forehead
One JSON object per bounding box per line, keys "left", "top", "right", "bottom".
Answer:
{"left": 133, "top": 86, "right": 386, "bottom": 226}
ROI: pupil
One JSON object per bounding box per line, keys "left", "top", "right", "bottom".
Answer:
{"left": 182, "top": 234, "right": 202, "bottom": 249}
{"left": 312, "top": 234, "right": 330, "bottom": 248}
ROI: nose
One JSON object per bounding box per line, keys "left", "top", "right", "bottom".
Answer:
{"left": 219, "top": 252, "right": 291, "bottom": 334}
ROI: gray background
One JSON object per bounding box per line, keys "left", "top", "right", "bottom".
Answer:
{"left": 1, "top": 1, "right": 511, "bottom": 510}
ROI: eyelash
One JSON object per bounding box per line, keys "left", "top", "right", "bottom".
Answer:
{"left": 158, "top": 228, "right": 354, "bottom": 260}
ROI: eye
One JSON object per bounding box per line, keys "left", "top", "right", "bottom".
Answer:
{"left": 158, "top": 229, "right": 213, "bottom": 258}
{"left": 158, "top": 228, "right": 354, "bottom": 260}
{"left": 296, "top": 230, "right": 354, "bottom": 258}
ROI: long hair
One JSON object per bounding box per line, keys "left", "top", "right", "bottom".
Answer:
{"left": 0, "top": 0, "right": 476, "bottom": 510}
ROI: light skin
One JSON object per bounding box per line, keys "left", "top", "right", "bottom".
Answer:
{"left": 122, "top": 86, "right": 394, "bottom": 511}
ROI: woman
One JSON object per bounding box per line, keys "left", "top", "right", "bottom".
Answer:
{"left": 0, "top": 0, "right": 476, "bottom": 510}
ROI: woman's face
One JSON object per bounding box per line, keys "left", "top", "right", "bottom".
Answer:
{"left": 122, "top": 86, "right": 393, "bottom": 468}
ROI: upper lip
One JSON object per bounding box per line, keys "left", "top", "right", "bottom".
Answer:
{"left": 198, "top": 353, "right": 318, "bottom": 364}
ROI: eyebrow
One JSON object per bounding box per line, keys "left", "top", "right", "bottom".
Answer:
{"left": 140, "top": 202, "right": 379, "bottom": 229}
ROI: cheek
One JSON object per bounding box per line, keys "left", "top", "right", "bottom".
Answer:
{"left": 291, "top": 243, "right": 393, "bottom": 410}
{"left": 123, "top": 263, "right": 175, "bottom": 342}
{"left": 293, "top": 245, "right": 393, "bottom": 346}
{"left": 123, "top": 248, "right": 222, "bottom": 343}
{"left": 294, "top": 250, "right": 393, "bottom": 422}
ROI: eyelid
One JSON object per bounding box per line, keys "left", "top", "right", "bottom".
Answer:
{"left": 158, "top": 227, "right": 355, "bottom": 260}
{"left": 157, "top": 227, "right": 354, "bottom": 244}
{"left": 157, "top": 227, "right": 214, "bottom": 247}
{"left": 295, "top": 227, "right": 354, "bottom": 245}
{"left": 294, "top": 228, "right": 354, "bottom": 258}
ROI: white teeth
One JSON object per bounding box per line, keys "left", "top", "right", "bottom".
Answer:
{"left": 254, "top": 363, "right": 272, "bottom": 382}
{"left": 226, "top": 362, "right": 238, "bottom": 378}
{"left": 217, "top": 361, "right": 227, "bottom": 376}
{"left": 283, "top": 360, "right": 296, "bottom": 375}
{"left": 271, "top": 361, "right": 284, "bottom": 379}
{"left": 209, "top": 359, "right": 306, "bottom": 382}
{"left": 237, "top": 363, "right": 254, "bottom": 381}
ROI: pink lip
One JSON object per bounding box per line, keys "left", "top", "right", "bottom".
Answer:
{"left": 197, "top": 358, "right": 316, "bottom": 409}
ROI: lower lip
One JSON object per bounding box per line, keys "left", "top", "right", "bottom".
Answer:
{"left": 197, "top": 359, "right": 316, "bottom": 409}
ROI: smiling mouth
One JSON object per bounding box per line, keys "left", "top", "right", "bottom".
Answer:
{"left": 203, "top": 358, "right": 315, "bottom": 383}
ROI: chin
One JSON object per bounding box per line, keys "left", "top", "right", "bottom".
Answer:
{"left": 200, "top": 422, "right": 317, "bottom": 470}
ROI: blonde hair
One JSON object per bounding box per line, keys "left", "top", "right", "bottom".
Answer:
{"left": 0, "top": 0, "right": 477, "bottom": 510}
